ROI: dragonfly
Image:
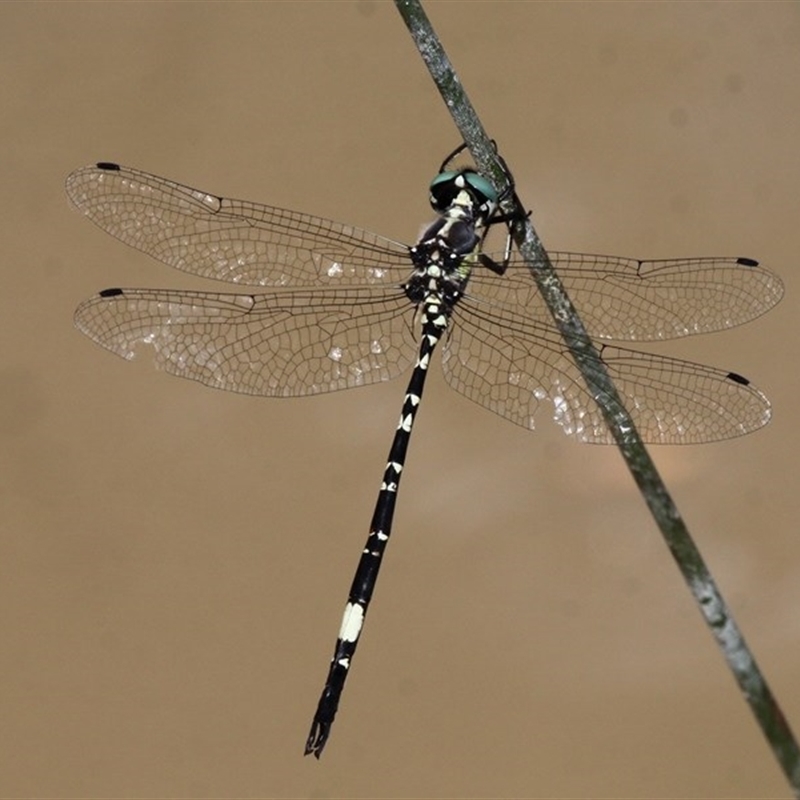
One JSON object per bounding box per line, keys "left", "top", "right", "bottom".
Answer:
{"left": 67, "top": 153, "right": 783, "bottom": 758}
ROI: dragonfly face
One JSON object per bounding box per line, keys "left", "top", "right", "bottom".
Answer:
{"left": 428, "top": 167, "right": 499, "bottom": 222}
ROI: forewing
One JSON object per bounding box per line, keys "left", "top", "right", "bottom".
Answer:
{"left": 468, "top": 253, "right": 783, "bottom": 341}
{"left": 443, "top": 296, "right": 771, "bottom": 444}
{"left": 66, "top": 163, "right": 412, "bottom": 288}
{"left": 74, "top": 286, "right": 418, "bottom": 396}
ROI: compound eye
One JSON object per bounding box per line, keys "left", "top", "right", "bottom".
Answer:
{"left": 463, "top": 172, "right": 497, "bottom": 207}
{"left": 428, "top": 169, "right": 498, "bottom": 214}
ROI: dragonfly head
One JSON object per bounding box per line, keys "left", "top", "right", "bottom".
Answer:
{"left": 429, "top": 169, "right": 498, "bottom": 225}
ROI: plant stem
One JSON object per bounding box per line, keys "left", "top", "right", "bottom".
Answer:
{"left": 394, "top": 0, "right": 800, "bottom": 794}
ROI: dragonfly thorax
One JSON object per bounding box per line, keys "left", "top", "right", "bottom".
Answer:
{"left": 405, "top": 227, "right": 479, "bottom": 320}
{"left": 406, "top": 169, "right": 497, "bottom": 286}
{"left": 404, "top": 172, "right": 498, "bottom": 320}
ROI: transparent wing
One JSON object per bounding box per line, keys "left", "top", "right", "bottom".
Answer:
{"left": 68, "top": 164, "right": 779, "bottom": 441}
{"left": 444, "top": 296, "right": 771, "bottom": 444}
{"left": 66, "top": 165, "right": 783, "bottom": 338}
{"left": 66, "top": 163, "right": 412, "bottom": 288}
{"left": 74, "top": 286, "right": 419, "bottom": 396}
{"left": 468, "top": 252, "right": 783, "bottom": 341}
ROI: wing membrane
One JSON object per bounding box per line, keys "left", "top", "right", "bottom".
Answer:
{"left": 74, "top": 286, "right": 418, "bottom": 396}
{"left": 67, "top": 166, "right": 783, "bottom": 339}
{"left": 69, "top": 164, "right": 779, "bottom": 443}
{"left": 444, "top": 295, "right": 770, "bottom": 444}
{"left": 468, "top": 253, "right": 783, "bottom": 341}
{"left": 66, "top": 163, "right": 412, "bottom": 288}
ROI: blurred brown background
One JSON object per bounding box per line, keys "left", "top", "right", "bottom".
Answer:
{"left": 1, "top": 2, "right": 799, "bottom": 798}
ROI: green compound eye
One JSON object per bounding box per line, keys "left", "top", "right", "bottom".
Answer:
{"left": 463, "top": 172, "right": 497, "bottom": 205}
{"left": 429, "top": 169, "right": 497, "bottom": 213}
{"left": 429, "top": 170, "right": 459, "bottom": 189}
